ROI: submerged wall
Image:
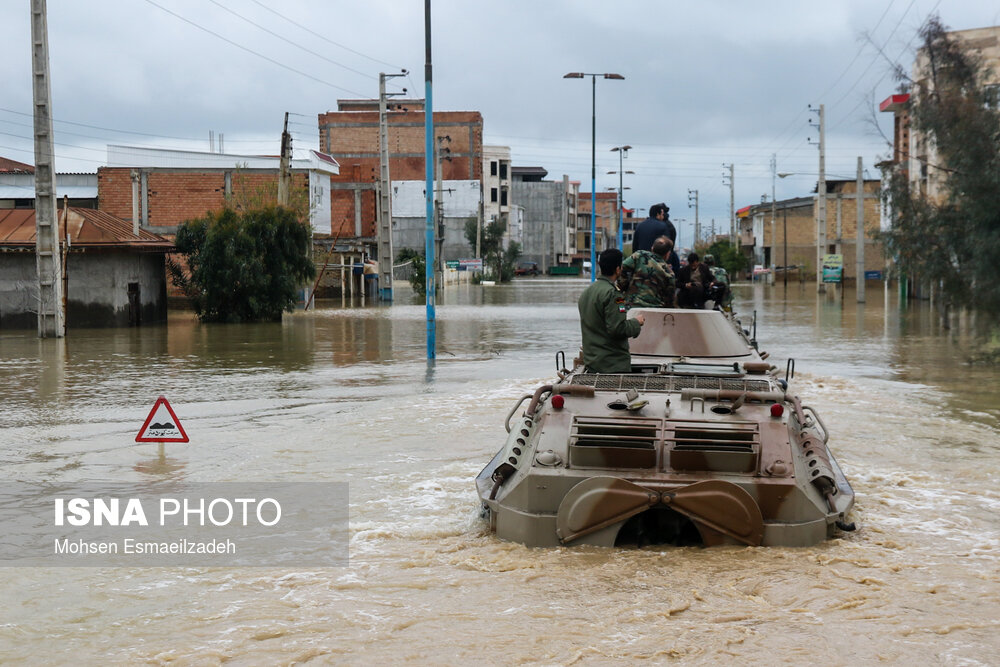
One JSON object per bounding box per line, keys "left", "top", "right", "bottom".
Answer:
{"left": 0, "top": 252, "right": 167, "bottom": 329}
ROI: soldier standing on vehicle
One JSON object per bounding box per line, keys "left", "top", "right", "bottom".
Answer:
{"left": 619, "top": 236, "right": 676, "bottom": 308}
{"left": 578, "top": 249, "right": 645, "bottom": 374}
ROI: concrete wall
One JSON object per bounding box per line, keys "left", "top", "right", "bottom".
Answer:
{"left": 392, "top": 216, "right": 475, "bottom": 261}
{"left": 391, "top": 180, "right": 480, "bottom": 217}
{"left": 0, "top": 252, "right": 167, "bottom": 329}
{"left": 511, "top": 179, "right": 563, "bottom": 269}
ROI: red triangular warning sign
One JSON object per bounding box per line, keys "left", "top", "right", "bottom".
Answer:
{"left": 135, "top": 396, "right": 189, "bottom": 443}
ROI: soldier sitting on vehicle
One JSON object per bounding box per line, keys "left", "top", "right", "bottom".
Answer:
{"left": 703, "top": 254, "right": 732, "bottom": 311}
{"left": 677, "top": 252, "right": 714, "bottom": 309}
{"left": 618, "top": 236, "right": 676, "bottom": 309}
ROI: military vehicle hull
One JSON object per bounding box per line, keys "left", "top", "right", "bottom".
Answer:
{"left": 476, "top": 308, "right": 855, "bottom": 548}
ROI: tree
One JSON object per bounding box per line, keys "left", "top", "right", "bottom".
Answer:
{"left": 167, "top": 206, "right": 315, "bottom": 323}
{"left": 704, "top": 239, "right": 748, "bottom": 278}
{"left": 465, "top": 217, "right": 521, "bottom": 281}
{"left": 882, "top": 16, "right": 1000, "bottom": 319}
{"left": 396, "top": 247, "right": 426, "bottom": 296}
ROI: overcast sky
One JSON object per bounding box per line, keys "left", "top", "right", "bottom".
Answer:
{"left": 3, "top": 0, "right": 999, "bottom": 245}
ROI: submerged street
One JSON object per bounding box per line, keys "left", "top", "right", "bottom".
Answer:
{"left": 1, "top": 279, "right": 998, "bottom": 664}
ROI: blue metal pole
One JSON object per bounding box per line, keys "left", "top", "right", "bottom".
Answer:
{"left": 424, "top": 0, "right": 435, "bottom": 360}
{"left": 617, "top": 148, "right": 623, "bottom": 249}
{"left": 590, "top": 74, "right": 596, "bottom": 282}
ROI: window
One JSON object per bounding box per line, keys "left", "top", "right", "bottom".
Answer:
{"left": 491, "top": 187, "right": 498, "bottom": 202}
{"left": 500, "top": 188, "right": 508, "bottom": 206}
{"left": 499, "top": 162, "right": 508, "bottom": 179}
{"left": 490, "top": 161, "right": 498, "bottom": 176}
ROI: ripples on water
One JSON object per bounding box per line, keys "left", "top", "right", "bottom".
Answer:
{"left": 1, "top": 280, "right": 998, "bottom": 664}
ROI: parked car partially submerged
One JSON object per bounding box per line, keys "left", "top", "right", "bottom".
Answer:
{"left": 515, "top": 261, "right": 540, "bottom": 276}
{"left": 476, "top": 308, "right": 856, "bottom": 548}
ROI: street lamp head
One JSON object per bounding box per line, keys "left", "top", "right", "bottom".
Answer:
{"left": 563, "top": 72, "right": 585, "bottom": 79}
{"left": 777, "top": 172, "right": 794, "bottom": 178}
{"left": 603, "top": 73, "right": 625, "bottom": 80}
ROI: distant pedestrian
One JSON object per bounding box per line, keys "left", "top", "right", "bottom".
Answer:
{"left": 578, "top": 248, "right": 645, "bottom": 373}
{"left": 619, "top": 236, "right": 676, "bottom": 308}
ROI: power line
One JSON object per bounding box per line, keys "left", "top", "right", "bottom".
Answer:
{"left": 205, "top": 0, "right": 379, "bottom": 81}
{"left": 141, "top": 0, "right": 368, "bottom": 98}
{"left": 248, "top": 0, "right": 405, "bottom": 70}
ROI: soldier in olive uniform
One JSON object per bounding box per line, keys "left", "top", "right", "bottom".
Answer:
{"left": 578, "top": 249, "right": 646, "bottom": 374}
{"left": 619, "top": 235, "right": 676, "bottom": 308}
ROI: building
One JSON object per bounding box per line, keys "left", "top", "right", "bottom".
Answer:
{"left": 482, "top": 145, "right": 512, "bottom": 245}
{"left": 738, "top": 179, "right": 883, "bottom": 281}
{"left": 97, "top": 145, "right": 339, "bottom": 236}
{"left": 510, "top": 166, "right": 577, "bottom": 270}
{"left": 0, "top": 161, "right": 97, "bottom": 210}
{"left": 576, "top": 191, "right": 619, "bottom": 259}
{"left": 318, "top": 99, "right": 483, "bottom": 258}
{"left": 880, "top": 25, "right": 1000, "bottom": 201}
{"left": 0, "top": 207, "right": 173, "bottom": 328}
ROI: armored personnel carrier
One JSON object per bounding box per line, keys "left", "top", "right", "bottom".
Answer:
{"left": 476, "top": 308, "right": 855, "bottom": 547}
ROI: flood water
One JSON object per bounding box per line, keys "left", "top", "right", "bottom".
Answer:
{"left": 1, "top": 279, "right": 998, "bottom": 665}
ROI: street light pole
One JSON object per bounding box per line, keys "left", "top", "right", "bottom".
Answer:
{"left": 610, "top": 145, "right": 631, "bottom": 249}
{"left": 564, "top": 71, "right": 624, "bottom": 281}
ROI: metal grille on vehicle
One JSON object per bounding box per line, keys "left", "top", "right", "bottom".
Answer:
{"left": 569, "top": 417, "right": 661, "bottom": 469}
{"left": 570, "top": 374, "right": 772, "bottom": 393}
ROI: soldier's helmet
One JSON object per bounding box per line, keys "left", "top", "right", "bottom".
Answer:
{"left": 703, "top": 254, "right": 715, "bottom": 266}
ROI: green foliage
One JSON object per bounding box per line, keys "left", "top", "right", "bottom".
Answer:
{"left": 882, "top": 15, "right": 1000, "bottom": 319}
{"left": 704, "top": 239, "right": 748, "bottom": 277}
{"left": 167, "top": 206, "right": 315, "bottom": 323}
{"left": 464, "top": 217, "right": 521, "bottom": 281}
{"left": 396, "top": 247, "right": 426, "bottom": 296}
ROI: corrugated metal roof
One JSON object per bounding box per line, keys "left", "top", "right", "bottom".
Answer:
{"left": 106, "top": 145, "right": 339, "bottom": 175}
{"left": 0, "top": 208, "right": 173, "bottom": 250}
{"left": 0, "top": 185, "right": 97, "bottom": 199}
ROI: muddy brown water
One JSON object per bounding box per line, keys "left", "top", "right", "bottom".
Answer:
{"left": 1, "top": 280, "right": 998, "bottom": 665}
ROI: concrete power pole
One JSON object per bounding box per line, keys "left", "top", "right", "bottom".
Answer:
{"left": 722, "top": 164, "right": 734, "bottom": 245}
{"left": 30, "top": 0, "right": 63, "bottom": 338}
{"left": 811, "top": 104, "right": 827, "bottom": 292}
{"left": 856, "top": 156, "right": 865, "bottom": 303}
{"left": 277, "top": 112, "right": 291, "bottom": 206}
{"left": 770, "top": 153, "right": 777, "bottom": 272}
{"left": 378, "top": 71, "right": 407, "bottom": 301}
{"left": 435, "top": 135, "right": 450, "bottom": 288}
{"left": 687, "top": 189, "right": 699, "bottom": 247}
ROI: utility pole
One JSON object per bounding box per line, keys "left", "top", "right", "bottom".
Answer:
{"left": 687, "top": 189, "right": 699, "bottom": 247}
{"left": 435, "top": 135, "right": 450, "bottom": 288}
{"left": 810, "top": 104, "right": 827, "bottom": 292}
{"left": 277, "top": 112, "right": 291, "bottom": 206}
{"left": 770, "top": 154, "right": 777, "bottom": 273}
{"left": 722, "top": 164, "right": 734, "bottom": 246}
{"left": 856, "top": 156, "right": 865, "bottom": 303}
{"left": 378, "top": 71, "right": 407, "bottom": 301}
{"left": 423, "top": 0, "right": 435, "bottom": 360}
{"left": 31, "top": 0, "right": 63, "bottom": 338}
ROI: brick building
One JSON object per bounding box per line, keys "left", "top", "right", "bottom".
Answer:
{"left": 740, "top": 179, "right": 883, "bottom": 281}
{"left": 576, "top": 191, "right": 619, "bottom": 259}
{"left": 318, "top": 100, "right": 484, "bottom": 242}
{"left": 97, "top": 145, "right": 339, "bottom": 236}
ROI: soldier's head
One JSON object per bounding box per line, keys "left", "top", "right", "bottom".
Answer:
{"left": 598, "top": 248, "right": 623, "bottom": 277}
{"left": 649, "top": 203, "right": 669, "bottom": 220}
{"left": 651, "top": 236, "right": 673, "bottom": 258}
{"left": 703, "top": 254, "right": 715, "bottom": 267}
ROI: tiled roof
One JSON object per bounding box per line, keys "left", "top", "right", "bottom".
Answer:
{"left": 0, "top": 157, "right": 34, "bottom": 174}
{"left": 0, "top": 208, "right": 173, "bottom": 250}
